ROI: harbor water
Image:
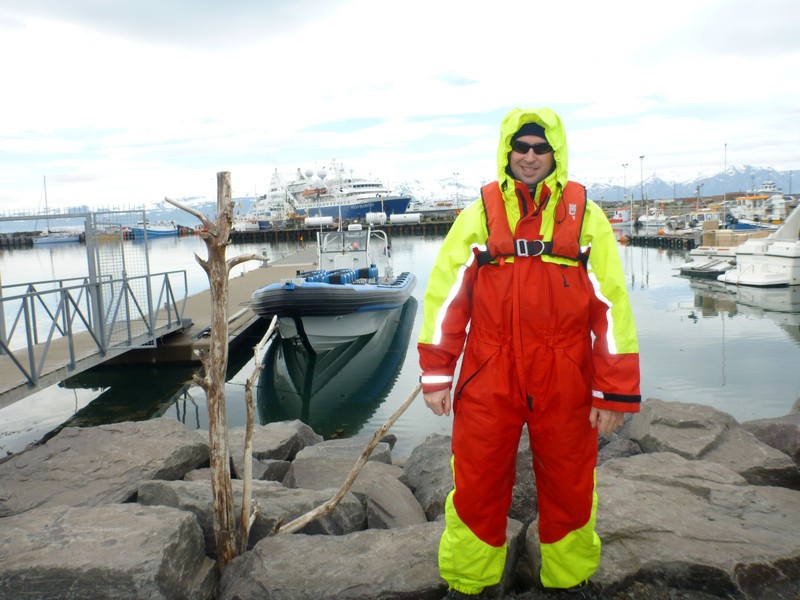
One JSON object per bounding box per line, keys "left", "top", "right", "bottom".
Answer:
{"left": 2, "top": 232, "right": 800, "bottom": 460}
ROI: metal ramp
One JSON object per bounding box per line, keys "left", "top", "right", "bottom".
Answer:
{"left": 0, "top": 209, "right": 189, "bottom": 409}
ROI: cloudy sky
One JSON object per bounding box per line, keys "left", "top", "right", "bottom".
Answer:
{"left": 1, "top": 0, "right": 798, "bottom": 210}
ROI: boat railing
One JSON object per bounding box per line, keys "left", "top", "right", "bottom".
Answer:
{"left": 0, "top": 270, "right": 187, "bottom": 387}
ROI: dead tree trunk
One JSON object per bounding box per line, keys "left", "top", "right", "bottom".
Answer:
{"left": 166, "top": 171, "right": 255, "bottom": 569}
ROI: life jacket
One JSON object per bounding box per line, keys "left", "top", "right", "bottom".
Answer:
{"left": 477, "top": 180, "right": 588, "bottom": 267}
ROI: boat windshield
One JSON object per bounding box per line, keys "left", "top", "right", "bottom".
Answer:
{"left": 320, "top": 231, "right": 369, "bottom": 255}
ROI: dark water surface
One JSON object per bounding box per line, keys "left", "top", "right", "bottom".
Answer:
{"left": 2, "top": 233, "right": 799, "bottom": 459}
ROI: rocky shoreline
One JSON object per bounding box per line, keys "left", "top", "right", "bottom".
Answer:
{"left": 1, "top": 398, "right": 798, "bottom": 599}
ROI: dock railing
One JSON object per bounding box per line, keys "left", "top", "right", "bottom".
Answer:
{"left": 0, "top": 270, "right": 188, "bottom": 388}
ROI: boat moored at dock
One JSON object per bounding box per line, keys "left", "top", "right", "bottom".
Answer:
{"left": 717, "top": 203, "right": 800, "bottom": 287}
{"left": 249, "top": 227, "right": 416, "bottom": 353}
{"left": 130, "top": 220, "right": 178, "bottom": 238}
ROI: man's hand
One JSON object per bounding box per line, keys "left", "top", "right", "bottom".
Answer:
{"left": 589, "top": 407, "right": 625, "bottom": 433}
{"left": 423, "top": 389, "right": 452, "bottom": 417}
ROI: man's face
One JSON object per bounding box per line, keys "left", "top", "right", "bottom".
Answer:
{"left": 508, "top": 135, "right": 555, "bottom": 188}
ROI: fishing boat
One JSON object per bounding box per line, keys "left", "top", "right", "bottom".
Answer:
{"left": 130, "top": 220, "right": 178, "bottom": 239}
{"left": 724, "top": 182, "right": 788, "bottom": 231}
{"left": 637, "top": 206, "right": 669, "bottom": 229}
{"left": 268, "top": 161, "right": 412, "bottom": 221}
{"left": 33, "top": 176, "right": 81, "bottom": 245}
{"left": 250, "top": 226, "right": 416, "bottom": 353}
{"left": 607, "top": 208, "right": 634, "bottom": 226}
{"left": 717, "top": 202, "right": 800, "bottom": 287}
{"left": 666, "top": 208, "right": 724, "bottom": 232}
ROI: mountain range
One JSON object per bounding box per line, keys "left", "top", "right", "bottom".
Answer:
{"left": 2, "top": 166, "right": 795, "bottom": 233}
{"left": 396, "top": 165, "right": 797, "bottom": 206}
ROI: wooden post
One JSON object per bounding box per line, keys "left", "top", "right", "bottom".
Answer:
{"left": 165, "top": 171, "right": 256, "bottom": 569}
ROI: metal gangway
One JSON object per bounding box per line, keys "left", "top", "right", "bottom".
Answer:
{"left": 0, "top": 209, "right": 189, "bottom": 409}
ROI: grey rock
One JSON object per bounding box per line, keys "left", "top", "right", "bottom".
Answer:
{"left": 230, "top": 452, "right": 291, "bottom": 482}
{"left": 403, "top": 433, "right": 453, "bottom": 521}
{"left": 365, "top": 476, "right": 428, "bottom": 529}
{"left": 294, "top": 438, "right": 393, "bottom": 464}
{"left": 219, "top": 518, "right": 525, "bottom": 600}
{"left": 510, "top": 428, "right": 537, "bottom": 525}
{"left": 742, "top": 412, "right": 800, "bottom": 468}
{"left": 227, "top": 420, "right": 322, "bottom": 462}
{"left": 137, "top": 478, "right": 365, "bottom": 557}
{"left": 0, "top": 504, "right": 217, "bottom": 600}
{"left": 185, "top": 468, "right": 213, "bottom": 481}
{"left": 627, "top": 399, "right": 798, "bottom": 486}
{"left": 0, "top": 418, "right": 208, "bottom": 517}
{"left": 594, "top": 452, "right": 800, "bottom": 599}
{"left": 283, "top": 454, "right": 409, "bottom": 497}
{"left": 597, "top": 437, "right": 643, "bottom": 465}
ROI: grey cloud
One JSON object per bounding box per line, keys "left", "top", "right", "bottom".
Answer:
{"left": 0, "top": 0, "right": 349, "bottom": 48}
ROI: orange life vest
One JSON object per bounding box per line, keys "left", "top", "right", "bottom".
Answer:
{"left": 477, "top": 180, "right": 588, "bottom": 266}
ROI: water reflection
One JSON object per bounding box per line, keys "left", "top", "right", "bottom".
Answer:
{"left": 257, "top": 297, "right": 418, "bottom": 439}
{"left": 686, "top": 279, "right": 800, "bottom": 343}
{"left": 47, "top": 364, "right": 197, "bottom": 441}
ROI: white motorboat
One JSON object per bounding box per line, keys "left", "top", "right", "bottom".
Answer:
{"left": 250, "top": 226, "right": 416, "bottom": 353}
{"left": 637, "top": 207, "right": 669, "bottom": 229}
{"left": 717, "top": 203, "right": 800, "bottom": 287}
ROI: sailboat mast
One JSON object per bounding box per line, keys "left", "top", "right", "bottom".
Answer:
{"left": 43, "top": 175, "right": 50, "bottom": 234}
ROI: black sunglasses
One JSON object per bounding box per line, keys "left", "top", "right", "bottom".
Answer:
{"left": 510, "top": 140, "right": 553, "bottom": 155}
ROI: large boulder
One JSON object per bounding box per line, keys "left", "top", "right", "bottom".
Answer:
{"left": 137, "top": 478, "right": 365, "bottom": 556}
{"left": 283, "top": 454, "right": 408, "bottom": 498}
{"left": 227, "top": 420, "right": 323, "bottom": 463}
{"left": 742, "top": 412, "right": 800, "bottom": 469}
{"left": 0, "top": 504, "right": 217, "bottom": 599}
{"left": 626, "top": 399, "right": 798, "bottom": 487}
{"left": 219, "top": 519, "right": 525, "bottom": 600}
{"left": 592, "top": 452, "right": 800, "bottom": 599}
{"left": 403, "top": 433, "right": 453, "bottom": 520}
{"left": 0, "top": 418, "right": 208, "bottom": 517}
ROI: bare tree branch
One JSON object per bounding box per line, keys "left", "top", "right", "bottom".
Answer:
{"left": 238, "top": 315, "right": 278, "bottom": 555}
{"left": 164, "top": 196, "right": 213, "bottom": 231}
{"left": 227, "top": 253, "right": 258, "bottom": 273}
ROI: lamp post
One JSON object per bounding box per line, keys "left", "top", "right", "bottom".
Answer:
{"left": 622, "top": 163, "right": 630, "bottom": 229}
{"left": 453, "top": 172, "right": 459, "bottom": 205}
{"left": 723, "top": 143, "right": 727, "bottom": 205}
{"left": 639, "top": 155, "right": 646, "bottom": 229}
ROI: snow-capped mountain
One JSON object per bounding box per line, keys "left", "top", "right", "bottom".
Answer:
{"left": 7, "top": 166, "right": 790, "bottom": 234}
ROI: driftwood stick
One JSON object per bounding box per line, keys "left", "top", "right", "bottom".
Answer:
{"left": 228, "top": 253, "right": 258, "bottom": 272}
{"left": 164, "top": 196, "right": 213, "bottom": 231}
{"left": 276, "top": 382, "right": 422, "bottom": 535}
{"left": 238, "top": 315, "right": 278, "bottom": 554}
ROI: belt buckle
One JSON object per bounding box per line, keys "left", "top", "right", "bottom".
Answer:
{"left": 516, "top": 239, "right": 545, "bottom": 257}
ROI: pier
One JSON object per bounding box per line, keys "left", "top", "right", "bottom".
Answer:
{"left": 624, "top": 231, "right": 699, "bottom": 250}
{"left": 228, "top": 219, "right": 456, "bottom": 245}
{"left": 0, "top": 246, "right": 318, "bottom": 410}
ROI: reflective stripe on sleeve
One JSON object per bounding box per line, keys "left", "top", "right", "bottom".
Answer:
{"left": 421, "top": 375, "right": 454, "bottom": 385}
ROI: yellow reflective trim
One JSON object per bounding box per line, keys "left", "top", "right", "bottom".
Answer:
{"left": 539, "top": 478, "right": 601, "bottom": 589}
{"left": 439, "top": 489, "right": 507, "bottom": 594}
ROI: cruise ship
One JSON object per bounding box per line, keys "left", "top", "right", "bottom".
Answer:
{"left": 267, "top": 161, "right": 412, "bottom": 221}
